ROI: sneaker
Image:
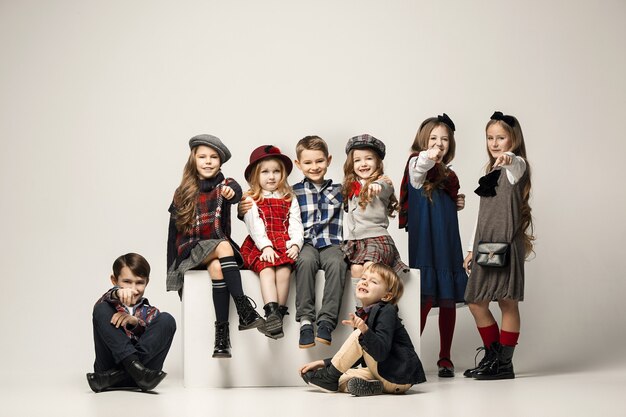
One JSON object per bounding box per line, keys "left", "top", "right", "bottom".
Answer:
{"left": 301, "top": 364, "right": 341, "bottom": 392}
{"left": 346, "top": 377, "right": 384, "bottom": 397}
{"left": 315, "top": 321, "right": 333, "bottom": 346}
{"left": 299, "top": 324, "right": 315, "bottom": 348}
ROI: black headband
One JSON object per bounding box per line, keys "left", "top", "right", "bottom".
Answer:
{"left": 490, "top": 111, "right": 516, "bottom": 127}
{"left": 437, "top": 113, "right": 455, "bottom": 132}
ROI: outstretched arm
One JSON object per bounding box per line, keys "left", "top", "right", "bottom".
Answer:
{"left": 408, "top": 151, "right": 437, "bottom": 189}
{"left": 494, "top": 152, "right": 527, "bottom": 185}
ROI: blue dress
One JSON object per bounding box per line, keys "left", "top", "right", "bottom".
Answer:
{"left": 407, "top": 182, "right": 467, "bottom": 308}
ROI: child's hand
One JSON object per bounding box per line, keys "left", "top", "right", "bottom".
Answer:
{"left": 456, "top": 193, "right": 465, "bottom": 211}
{"left": 221, "top": 186, "right": 235, "bottom": 200}
{"left": 299, "top": 360, "right": 325, "bottom": 375}
{"left": 238, "top": 196, "right": 254, "bottom": 217}
{"left": 463, "top": 252, "right": 473, "bottom": 275}
{"left": 492, "top": 153, "right": 513, "bottom": 168}
{"left": 342, "top": 313, "right": 369, "bottom": 334}
{"left": 111, "top": 311, "right": 139, "bottom": 329}
{"left": 427, "top": 146, "right": 443, "bottom": 162}
{"left": 286, "top": 245, "right": 300, "bottom": 260}
{"left": 368, "top": 183, "right": 382, "bottom": 197}
{"left": 260, "top": 246, "right": 276, "bottom": 263}
{"left": 116, "top": 288, "right": 139, "bottom": 306}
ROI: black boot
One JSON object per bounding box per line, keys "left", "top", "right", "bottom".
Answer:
{"left": 233, "top": 295, "right": 265, "bottom": 330}
{"left": 278, "top": 305, "right": 289, "bottom": 320}
{"left": 261, "top": 302, "right": 283, "bottom": 339}
{"left": 276, "top": 305, "right": 289, "bottom": 338}
{"left": 212, "top": 321, "right": 231, "bottom": 358}
{"left": 86, "top": 369, "right": 128, "bottom": 393}
{"left": 301, "top": 364, "right": 342, "bottom": 392}
{"left": 123, "top": 359, "right": 167, "bottom": 392}
{"left": 473, "top": 342, "right": 515, "bottom": 380}
{"left": 463, "top": 345, "right": 497, "bottom": 378}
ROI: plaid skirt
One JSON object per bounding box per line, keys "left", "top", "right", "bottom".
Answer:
{"left": 341, "top": 235, "right": 409, "bottom": 275}
{"left": 166, "top": 238, "right": 244, "bottom": 292}
{"left": 240, "top": 236, "right": 295, "bottom": 273}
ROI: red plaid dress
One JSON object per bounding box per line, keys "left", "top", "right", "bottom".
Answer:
{"left": 241, "top": 198, "right": 296, "bottom": 273}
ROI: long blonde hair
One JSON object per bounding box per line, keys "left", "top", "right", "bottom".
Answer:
{"left": 486, "top": 118, "right": 535, "bottom": 258}
{"left": 173, "top": 148, "right": 203, "bottom": 233}
{"left": 342, "top": 149, "right": 398, "bottom": 216}
{"left": 245, "top": 157, "right": 293, "bottom": 202}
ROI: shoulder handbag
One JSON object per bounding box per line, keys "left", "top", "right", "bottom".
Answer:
{"left": 475, "top": 242, "right": 509, "bottom": 267}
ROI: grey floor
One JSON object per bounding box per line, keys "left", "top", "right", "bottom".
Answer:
{"left": 4, "top": 366, "right": 625, "bottom": 417}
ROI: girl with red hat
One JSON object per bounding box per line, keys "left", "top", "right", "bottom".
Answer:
{"left": 240, "top": 145, "right": 304, "bottom": 339}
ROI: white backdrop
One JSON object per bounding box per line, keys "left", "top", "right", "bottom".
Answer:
{"left": 1, "top": 0, "right": 625, "bottom": 384}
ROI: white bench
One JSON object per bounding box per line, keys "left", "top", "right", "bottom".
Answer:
{"left": 182, "top": 269, "right": 420, "bottom": 388}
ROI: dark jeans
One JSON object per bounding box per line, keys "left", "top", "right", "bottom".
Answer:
{"left": 92, "top": 302, "right": 176, "bottom": 372}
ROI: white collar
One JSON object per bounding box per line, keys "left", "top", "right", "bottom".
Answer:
{"left": 262, "top": 190, "right": 283, "bottom": 198}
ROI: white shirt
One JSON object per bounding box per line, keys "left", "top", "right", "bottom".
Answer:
{"left": 408, "top": 151, "right": 456, "bottom": 189}
{"left": 243, "top": 191, "right": 304, "bottom": 251}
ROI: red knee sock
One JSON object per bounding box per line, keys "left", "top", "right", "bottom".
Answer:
{"left": 500, "top": 330, "right": 520, "bottom": 347}
{"left": 420, "top": 299, "right": 433, "bottom": 334}
{"left": 438, "top": 307, "right": 456, "bottom": 361}
{"left": 477, "top": 323, "right": 500, "bottom": 347}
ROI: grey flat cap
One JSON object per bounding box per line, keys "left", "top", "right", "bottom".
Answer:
{"left": 189, "top": 134, "right": 232, "bottom": 164}
{"left": 345, "top": 134, "right": 386, "bottom": 159}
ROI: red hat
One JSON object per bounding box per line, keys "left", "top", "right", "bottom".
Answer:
{"left": 244, "top": 145, "right": 293, "bottom": 182}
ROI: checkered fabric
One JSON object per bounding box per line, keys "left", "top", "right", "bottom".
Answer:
{"left": 96, "top": 287, "right": 159, "bottom": 340}
{"left": 172, "top": 176, "right": 239, "bottom": 265}
{"left": 293, "top": 178, "right": 343, "bottom": 248}
{"left": 241, "top": 198, "right": 296, "bottom": 273}
{"left": 341, "top": 235, "right": 409, "bottom": 275}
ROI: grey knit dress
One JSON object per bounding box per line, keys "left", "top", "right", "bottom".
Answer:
{"left": 464, "top": 169, "right": 526, "bottom": 302}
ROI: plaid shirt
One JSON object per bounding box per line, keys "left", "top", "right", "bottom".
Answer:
{"left": 293, "top": 178, "right": 343, "bottom": 248}
{"left": 96, "top": 287, "right": 159, "bottom": 341}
